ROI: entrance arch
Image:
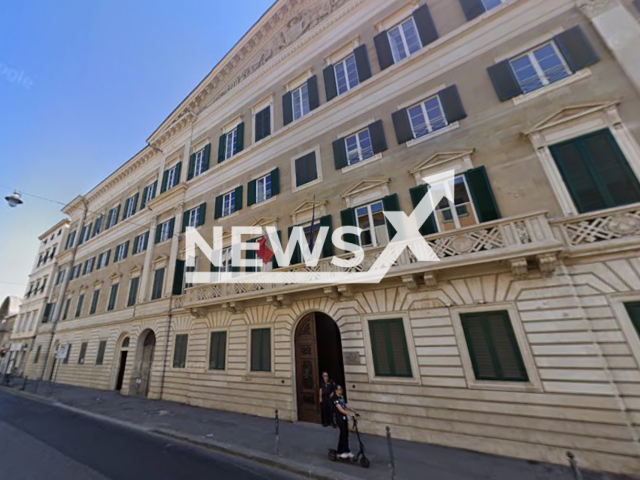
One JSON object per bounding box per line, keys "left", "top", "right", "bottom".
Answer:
{"left": 114, "top": 335, "right": 131, "bottom": 392}
{"left": 295, "top": 312, "right": 345, "bottom": 423}
{"left": 134, "top": 330, "right": 156, "bottom": 397}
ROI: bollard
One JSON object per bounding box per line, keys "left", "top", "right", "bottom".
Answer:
{"left": 275, "top": 409, "right": 280, "bottom": 456}
{"left": 21, "top": 376, "right": 28, "bottom": 391}
{"left": 386, "top": 426, "right": 396, "bottom": 480}
{"left": 566, "top": 452, "right": 584, "bottom": 480}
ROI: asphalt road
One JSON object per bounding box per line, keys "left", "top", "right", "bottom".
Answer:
{"left": 0, "top": 390, "right": 302, "bottom": 480}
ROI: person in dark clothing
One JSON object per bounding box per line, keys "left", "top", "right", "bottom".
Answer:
{"left": 319, "top": 372, "right": 336, "bottom": 427}
{"left": 333, "top": 385, "right": 357, "bottom": 459}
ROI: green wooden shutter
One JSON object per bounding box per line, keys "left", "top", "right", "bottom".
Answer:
{"left": 368, "top": 319, "right": 412, "bottom": 377}
{"left": 161, "top": 170, "right": 169, "bottom": 193}
{"left": 487, "top": 60, "right": 523, "bottom": 102}
{"left": 209, "top": 331, "right": 227, "bottom": 370}
{"left": 307, "top": 75, "right": 320, "bottom": 111}
{"left": 283, "top": 91, "right": 293, "bottom": 126}
{"left": 465, "top": 166, "right": 501, "bottom": 222}
{"left": 382, "top": 194, "right": 400, "bottom": 240}
{"left": 461, "top": 311, "right": 528, "bottom": 382}
{"left": 214, "top": 195, "right": 223, "bottom": 219}
{"left": 187, "top": 153, "right": 196, "bottom": 180}
{"left": 333, "top": 137, "right": 348, "bottom": 169}
{"left": 554, "top": 26, "right": 599, "bottom": 73}
{"left": 459, "top": 0, "right": 485, "bottom": 21}
{"left": 270, "top": 168, "right": 280, "bottom": 196}
{"left": 218, "top": 134, "right": 226, "bottom": 163}
{"left": 320, "top": 215, "right": 334, "bottom": 258}
{"left": 236, "top": 122, "right": 245, "bottom": 153}
{"left": 173, "top": 334, "right": 188, "bottom": 368}
{"left": 353, "top": 44, "right": 372, "bottom": 82}
{"left": 96, "top": 341, "right": 106, "bottom": 365}
{"left": 323, "top": 64, "right": 338, "bottom": 102}
{"left": 246, "top": 238, "right": 256, "bottom": 273}
{"left": 369, "top": 120, "right": 387, "bottom": 155}
{"left": 439, "top": 85, "right": 467, "bottom": 124}
{"left": 203, "top": 143, "right": 211, "bottom": 172}
{"left": 140, "top": 187, "right": 149, "bottom": 209}
{"left": 413, "top": 3, "right": 438, "bottom": 46}
{"left": 152, "top": 267, "right": 165, "bottom": 300}
{"left": 235, "top": 186, "right": 243, "bottom": 211}
{"left": 247, "top": 180, "right": 257, "bottom": 206}
{"left": 392, "top": 108, "right": 413, "bottom": 144}
{"left": 374, "top": 30, "right": 394, "bottom": 70}
{"left": 182, "top": 210, "right": 189, "bottom": 233}
{"left": 251, "top": 328, "right": 271, "bottom": 372}
{"left": 173, "top": 259, "right": 185, "bottom": 295}
{"left": 288, "top": 225, "right": 302, "bottom": 265}
{"left": 340, "top": 208, "right": 360, "bottom": 247}
{"left": 197, "top": 203, "right": 206, "bottom": 227}
{"left": 625, "top": 302, "right": 640, "bottom": 337}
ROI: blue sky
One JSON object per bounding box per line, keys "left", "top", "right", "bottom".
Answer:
{"left": 0, "top": 0, "right": 274, "bottom": 300}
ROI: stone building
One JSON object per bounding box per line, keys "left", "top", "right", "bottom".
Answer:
{"left": 29, "top": 0, "right": 640, "bottom": 474}
{"left": 0, "top": 296, "right": 21, "bottom": 372}
{"left": 8, "top": 220, "right": 68, "bottom": 375}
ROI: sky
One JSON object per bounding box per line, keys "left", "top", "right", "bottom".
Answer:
{"left": 0, "top": 0, "right": 275, "bottom": 301}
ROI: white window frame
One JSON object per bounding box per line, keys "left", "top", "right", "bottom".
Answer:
{"left": 124, "top": 196, "right": 135, "bottom": 219}
{"left": 345, "top": 128, "right": 374, "bottom": 166}
{"left": 246, "top": 325, "right": 275, "bottom": 376}
{"left": 252, "top": 97, "right": 274, "bottom": 143}
{"left": 355, "top": 200, "right": 388, "bottom": 248}
{"left": 81, "top": 225, "right": 91, "bottom": 243}
{"left": 97, "top": 251, "right": 108, "bottom": 269}
{"left": 225, "top": 128, "right": 238, "bottom": 160}
{"left": 222, "top": 190, "right": 236, "bottom": 218}
{"left": 145, "top": 181, "right": 156, "bottom": 204}
{"left": 193, "top": 148, "right": 206, "bottom": 177}
{"left": 408, "top": 95, "right": 448, "bottom": 139}
{"left": 256, "top": 174, "right": 272, "bottom": 204}
{"left": 428, "top": 175, "right": 479, "bottom": 231}
{"left": 291, "top": 83, "right": 310, "bottom": 121}
{"left": 159, "top": 221, "right": 172, "bottom": 243}
{"left": 107, "top": 207, "right": 118, "bottom": 229}
{"left": 166, "top": 164, "right": 179, "bottom": 189}
{"left": 387, "top": 16, "right": 422, "bottom": 63}
{"left": 509, "top": 41, "right": 571, "bottom": 94}
{"left": 115, "top": 243, "right": 127, "bottom": 262}
{"left": 83, "top": 258, "right": 94, "bottom": 276}
{"left": 71, "top": 264, "right": 80, "bottom": 280}
{"left": 187, "top": 208, "right": 200, "bottom": 229}
{"left": 334, "top": 53, "right": 359, "bottom": 95}
{"left": 133, "top": 232, "right": 148, "bottom": 255}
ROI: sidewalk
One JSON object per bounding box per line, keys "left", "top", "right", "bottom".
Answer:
{"left": 4, "top": 379, "right": 635, "bottom": 480}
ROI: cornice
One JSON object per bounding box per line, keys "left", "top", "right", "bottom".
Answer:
{"left": 576, "top": 0, "right": 619, "bottom": 17}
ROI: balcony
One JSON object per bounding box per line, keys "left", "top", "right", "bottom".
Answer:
{"left": 181, "top": 211, "right": 565, "bottom": 311}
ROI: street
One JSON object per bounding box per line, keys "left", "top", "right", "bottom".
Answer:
{"left": 0, "top": 390, "right": 302, "bottom": 480}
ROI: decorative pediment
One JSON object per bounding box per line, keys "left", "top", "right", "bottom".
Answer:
{"left": 130, "top": 265, "right": 142, "bottom": 277}
{"left": 409, "top": 150, "right": 475, "bottom": 182}
{"left": 93, "top": 279, "right": 103, "bottom": 287}
{"left": 524, "top": 101, "right": 619, "bottom": 136}
{"left": 341, "top": 178, "right": 390, "bottom": 207}
{"left": 252, "top": 216, "right": 278, "bottom": 228}
{"left": 109, "top": 272, "right": 122, "bottom": 282}
{"left": 153, "top": 255, "right": 168, "bottom": 267}
{"left": 290, "top": 200, "right": 328, "bottom": 224}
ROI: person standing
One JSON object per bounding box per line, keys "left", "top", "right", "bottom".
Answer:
{"left": 319, "top": 371, "right": 335, "bottom": 427}
{"left": 333, "top": 385, "right": 357, "bottom": 459}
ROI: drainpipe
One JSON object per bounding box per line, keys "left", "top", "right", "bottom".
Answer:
{"left": 40, "top": 199, "right": 88, "bottom": 381}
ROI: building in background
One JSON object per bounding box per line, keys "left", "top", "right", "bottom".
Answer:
{"left": 0, "top": 296, "right": 21, "bottom": 372}
{"left": 24, "top": 0, "right": 640, "bottom": 475}
{"left": 9, "top": 220, "right": 69, "bottom": 376}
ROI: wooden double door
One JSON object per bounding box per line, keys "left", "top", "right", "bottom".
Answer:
{"left": 295, "top": 313, "right": 345, "bottom": 423}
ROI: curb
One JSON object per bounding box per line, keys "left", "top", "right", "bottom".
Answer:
{"left": 0, "top": 386, "right": 363, "bottom": 480}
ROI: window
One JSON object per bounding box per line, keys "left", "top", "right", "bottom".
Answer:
{"left": 107, "top": 205, "right": 120, "bottom": 229}
{"left": 156, "top": 219, "right": 174, "bottom": 244}
{"left": 92, "top": 216, "right": 103, "bottom": 237}
{"left": 133, "top": 231, "right": 149, "bottom": 255}
{"left": 460, "top": 310, "right": 528, "bottom": 382}
{"left": 408, "top": 95, "right": 447, "bottom": 139}
{"left": 345, "top": 128, "right": 374, "bottom": 166}
{"left": 97, "top": 250, "right": 110, "bottom": 269}
{"left": 151, "top": 267, "right": 165, "bottom": 300}
{"left": 388, "top": 17, "right": 422, "bottom": 63}
{"left": 33, "top": 345, "right": 41, "bottom": 364}
{"left": 79, "top": 223, "right": 91, "bottom": 245}
{"left": 356, "top": 201, "right": 388, "bottom": 248}
{"left": 432, "top": 176, "right": 478, "bottom": 231}
{"left": 625, "top": 302, "right": 640, "bottom": 338}
{"left": 222, "top": 191, "right": 236, "bottom": 217}
{"left": 55, "top": 269, "right": 66, "bottom": 286}
{"left": 368, "top": 318, "right": 412, "bottom": 377}
{"left": 71, "top": 264, "right": 81, "bottom": 280}
{"left": 162, "top": 163, "right": 181, "bottom": 192}
{"left": 481, "top": 0, "right": 503, "bottom": 9}
{"left": 62, "top": 297, "right": 71, "bottom": 321}
{"left": 75, "top": 294, "right": 85, "bottom": 318}
{"left": 549, "top": 130, "right": 640, "bottom": 214}
{"left": 183, "top": 204, "right": 206, "bottom": 230}
{"left": 82, "top": 257, "right": 95, "bottom": 276}
{"left": 96, "top": 340, "right": 107, "bottom": 365}
{"left": 65, "top": 230, "right": 76, "bottom": 250}
{"left": 209, "top": 331, "right": 227, "bottom": 370}
{"left": 62, "top": 344, "right": 72, "bottom": 364}
{"left": 254, "top": 105, "right": 271, "bottom": 142}
{"left": 510, "top": 42, "right": 570, "bottom": 94}
{"left": 107, "top": 283, "right": 119, "bottom": 311}
{"left": 334, "top": 54, "right": 359, "bottom": 95}
{"left": 294, "top": 152, "right": 318, "bottom": 187}
{"left": 173, "top": 334, "right": 188, "bottom": 368}
{"left": 292, "top": 83, "right": 310, "bottom": 121}
{"left": 256, "top": 174, "right": 272, "bottom": 204}
{"left": 250, "top": 328, "right": 271, "bottom": 372}
{"left": 141, "top": 180, "right": 157, "bottom": 208}
{"left": 127, "top": 276, "right": 140, "bottom": 307}
{"left": 225, "top": 128, "right": 239, "bottom": 160}
{"left": 193, "top": 147, "right": 206, "bottom": 177}
{"left": 78, "top": 342, "right": 88, "bottom": 365}
{"left": 123, "top": 193, "right": 139, "bottom": 220}
{"left": 89, "top": 289, "right": 100, "bottom": 315}
{"left": 114, "top": 241, "right": 129, "bottom": 262}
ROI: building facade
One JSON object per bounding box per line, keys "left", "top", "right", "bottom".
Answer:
{"left": 29, "top": 0, "right": 640, "bottom": 474}
{"left": 0, "top": 296, "right": 21, "bottom": 372}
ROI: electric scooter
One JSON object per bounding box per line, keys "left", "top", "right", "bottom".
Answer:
{"left": 328, "top": 414, "right": 370, "bottom": 468}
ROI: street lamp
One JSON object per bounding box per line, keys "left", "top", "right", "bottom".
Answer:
{"left": 4, "top": 191, "right": 23, "bottom": 208}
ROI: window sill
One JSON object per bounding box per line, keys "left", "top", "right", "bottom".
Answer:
{"left": 219, "top": 210, "right": 241, "bottom": 221}
{"left": 512, "top": 69, "right": 591, "bottom": 105}
{"left": 341, "top": 153, "right": 383, "bottom": 174}
{"left": 467, "top": 379, "right": 542, "bottom": 393}
{"left": 368, "top": 375, "right": 421, "bottom": 386}
{"left": 406, "top": 122, "right": 460, "bottom": 148}
{"left": 293, "top": 177, "right": 322, "bottom": 193}
{"left": 251, "top": 195, "right": 277, "bottom": 209}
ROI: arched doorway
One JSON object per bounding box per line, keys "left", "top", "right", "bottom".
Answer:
{"left": 114, "top": 336, "right": 130, "bottom": 392}
{"left": 135, "top": 330, "right": 156, "bottom": 397}
{"left": 295, "top": 312, "right": 345, "bottom": 423}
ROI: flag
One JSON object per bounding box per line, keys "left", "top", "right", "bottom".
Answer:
{"left": 256, "top": 236, "right": 274, "bottom": 264}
